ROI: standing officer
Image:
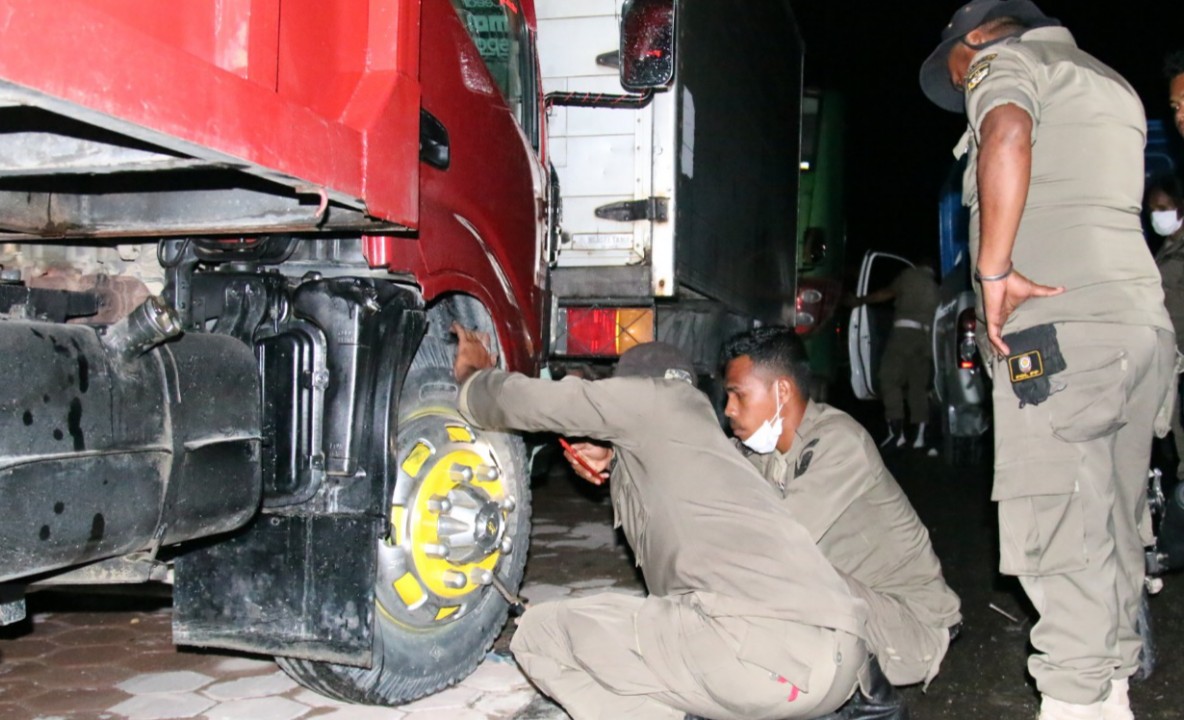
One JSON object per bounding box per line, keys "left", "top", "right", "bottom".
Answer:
{"left": 851, "top": 258, "right": 941, "bottom": 450}
{"left": 920, "top": 2, "right": 1176, "bottom": 719}
{"left": 450, "top": 325, "right": 871, "bottom": 720}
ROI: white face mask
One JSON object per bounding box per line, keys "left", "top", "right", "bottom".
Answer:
{"left": 740, "top": 384, "right": 786, "bottom": 454}
{"left": 1152, "top": 209, "right": 1183, "bottom": 238}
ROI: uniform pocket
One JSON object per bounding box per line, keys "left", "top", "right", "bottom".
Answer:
{"left": 998, "top": 493, "right": 1086, "bottom": 576}
{"left": 1048, "top": 352, "right": 1128, "bottom": 443}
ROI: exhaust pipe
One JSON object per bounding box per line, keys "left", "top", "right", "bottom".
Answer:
{"left": 101, "top": 296, "right": 182, "bottom": 360}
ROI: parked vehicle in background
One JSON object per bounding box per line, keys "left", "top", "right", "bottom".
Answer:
{"left": 846, "top": 220, "right": 989, "bottom": 466}
{"left": 538, "top": 0, "right": 803, "bottom": 386}
{"left": 931, "top": 159, "right": 989, "bottom": 466}
{"left": 795, "top": 90, "right": 847, "bottom": 400}
{"left": 0, "top": 0, "right": 667, "bottom": 707}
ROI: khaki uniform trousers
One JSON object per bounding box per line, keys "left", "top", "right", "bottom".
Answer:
{"left": 511, "top": 593, "right": 864, "bottom": 720}
{"left": 879, "top": 327, "right": 931, "bottom": 424}
{"left": 990, "top": 323, "right": 1175, "bottom": 705}
{"left": 842, "top": 573, "right": 950, "bottom": 687}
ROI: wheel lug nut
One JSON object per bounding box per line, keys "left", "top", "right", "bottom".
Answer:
{"left": 470, "top": 568, "right": 493, "bottom": 586}
{"left": 442, "top": 570, "right": 467, "bottom": 589}
{"left": 477, "top": 464, "right": 500, "bottom": 481}
{"left": 450, "top": 464, "right": 474, "bottom": 483}
{"left": 500, "top": 537, "right": 514, "bottom": 554}
{"left": 427, "top": 495, "right": 452, "bottom": 513}
{"left": 500, "top": 495, "right": 516, "bottom": 512}
{"left": 423, "top": 543, "right": 449, "bottom": 559}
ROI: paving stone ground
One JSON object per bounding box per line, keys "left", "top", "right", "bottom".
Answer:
{"left": 0, "top": 470, "right": 625, "bottom": 720}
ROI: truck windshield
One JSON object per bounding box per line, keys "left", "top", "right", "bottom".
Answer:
{"left": 451, "top": 0, "right": 535, "bottom": 138}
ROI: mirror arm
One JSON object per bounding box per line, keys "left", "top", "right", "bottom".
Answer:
{"left": 545, "top": 89, "right": 655, "bottom": 110}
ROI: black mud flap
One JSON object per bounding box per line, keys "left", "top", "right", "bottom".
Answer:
{"left": 173, "top": 286, "right": 426, "bottom": 667}
{"left": 173, "top": 515, "right": 379, "bottom": 666}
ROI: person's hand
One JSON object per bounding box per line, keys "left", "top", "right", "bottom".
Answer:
{"left": 564, "top": 442, "right": 613, "bottom": 486}
{"left": 981, "top": 270, "right": 1064, "bottom": 356}
{"left": 452, "top": 322, "right": 497, "bottom": 383}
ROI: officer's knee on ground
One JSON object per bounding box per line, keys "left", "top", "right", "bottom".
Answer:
{"left": 510, "top": 602, "right": 559, "bottom": 657}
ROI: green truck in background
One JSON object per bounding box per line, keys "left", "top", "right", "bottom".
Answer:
{"left": 795, "top": 89, "right": 846, "bottom": 398}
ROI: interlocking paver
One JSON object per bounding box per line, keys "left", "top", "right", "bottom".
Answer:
{"left": 459, "top": 660, "right": 532, "bottom": 692}
{"left": 304, "top": 705, "right": 406, "bottom": 719}
{"left": 202, "top": 672, "right": 298, "bottom": 701}
{"left": 402, "top": 708, "right": 489, "bottom": 720}
{"left": 396, "top": 683, "right": 482, "bottom": 711}
{"left": 107, "top": 692, "right": 215, "bottom": 720}
{"left": 200, "top": 696, "right": 310, "bottom": 720}
{"left": 117, "top": 671, "right": 214, "bottom": 695}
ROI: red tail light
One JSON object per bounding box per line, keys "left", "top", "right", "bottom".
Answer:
{"left": 556, "top": 307, "right": 655, "bottom": 357}
{"left": 794, "top": 278, "right": 842, "bottom": 335}
{"left": 957, "top": 307, "right": 978, "bottom": 370}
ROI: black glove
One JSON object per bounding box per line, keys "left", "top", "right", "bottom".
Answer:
{"left": 1003, "top": 323, "right": 1067, "bottom": 408}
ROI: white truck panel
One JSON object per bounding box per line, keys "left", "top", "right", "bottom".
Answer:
{"left": 540, "top": 3, "right": 654, "bottom": 270}
{"left": 535, "top": 0, "right": 619, "bottom": 21}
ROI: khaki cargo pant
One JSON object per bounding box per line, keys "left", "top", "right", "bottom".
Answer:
{"left": 511, "top": 592, "right": 864, "bottom": 720}
{"left": 879, "top": 327, "right": 931, "bottom": 424}
{"left": 990, "top": 323, "right": 1175, "bottom": 704}
{"left": 842, "top": 574, "right": 951, "bottom": 687}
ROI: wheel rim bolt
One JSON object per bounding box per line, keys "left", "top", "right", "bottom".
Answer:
{"left": 470, "top": 568, "right": 493, "bottom": 586}
{"left": 477, "top": 464, "right": 500, "bottom": 481}
{"left": 442, "top": 570, "right": 467, "bottom": 589}
{"left": 500, "top": 495, "right": 516, "bottom": 512}
{"left": 450, "top": 464, "right": 474, "bottom": 483}
{"left": 423, "top": 543, "right": 450, "bottom": 559}
{"left": 427, "top": 495, "right": 452, "bottom": 513}
{"left": 500, "top": 536, "right": 514, "bottom": 554}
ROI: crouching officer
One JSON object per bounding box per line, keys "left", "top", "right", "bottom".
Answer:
{"left": 451, "top": 324, "right": 884, "bottom": 720}
{"left": 722, "top": 327, "right": 962, "bottom": 690}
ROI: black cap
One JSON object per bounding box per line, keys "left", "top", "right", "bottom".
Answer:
{"left": 615, "top": 342, "right": 696, "bottom": 383}
{"left": 919, "top": 0, "right": 1059, "bottom": 113}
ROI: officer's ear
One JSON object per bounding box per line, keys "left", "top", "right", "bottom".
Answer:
{"left": 776, "top": 376, "right": 795, "bottom": 405}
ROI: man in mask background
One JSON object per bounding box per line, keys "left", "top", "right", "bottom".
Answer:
{"left": 919, "top": 1, "right": 1175, "bottom": 717}
{"left": 566, "top": 327, "right": 961, "bottom": 691}
{"left": 1149, "top": 174, "right": 1184, "bottom": 477}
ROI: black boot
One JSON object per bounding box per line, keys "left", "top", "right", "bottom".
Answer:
{"left": 814, "top": 655, "right": 908, "bottom": 720}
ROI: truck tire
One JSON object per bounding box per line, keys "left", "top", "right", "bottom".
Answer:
{"left": 278, "top": 339, "right": 531, "bottom": 705}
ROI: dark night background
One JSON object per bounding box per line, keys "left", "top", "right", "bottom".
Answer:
{"left": 792, "top": 1, "right": 1184, "bottom": 264}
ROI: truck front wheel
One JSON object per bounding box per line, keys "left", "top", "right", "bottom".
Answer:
{"left": 278, "top": 339, "right": 531, "bottom": 705}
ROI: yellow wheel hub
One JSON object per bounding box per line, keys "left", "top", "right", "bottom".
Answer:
{"left": 381, "top": 418, "right": 513, "bottom": 623}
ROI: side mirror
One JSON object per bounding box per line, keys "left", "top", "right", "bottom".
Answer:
{"left": 619, "top": 0, "right": 676, "bottom": 92}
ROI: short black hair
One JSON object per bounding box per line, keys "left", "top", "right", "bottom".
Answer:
{"left": 1148, "top": 173, "right": 1184, "bottom": 207}
{"left": 1165, "top": 49, "right": 1184, "bottom": 80}
{"left": 722, "top": 326, "right": 812, "bottom": 394}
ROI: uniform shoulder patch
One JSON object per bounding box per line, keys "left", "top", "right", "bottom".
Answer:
{"left": 965, "top": 53, "right": 997, "bottom": 92}
{"left": 794, "top": 438, "right": 821, "bottom": 479}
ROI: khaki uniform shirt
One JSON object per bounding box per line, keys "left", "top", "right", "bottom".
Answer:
{"left": 1155, "top": 231, "right": 1184, "bottom": 354}
{"left": 742, "top": 402, "right": 961, "bottom": 633}
{"left": 957, "top": 27, "right": 1171, "bottom": 335}
{"left": 459, "top": 371, "right": 868, "bottom": 659}
{"left": 891, "top": 267, "right": 939, "bottom": 326}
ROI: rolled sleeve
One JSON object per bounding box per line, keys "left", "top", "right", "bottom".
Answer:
{"left": 966, "top": 48, "right": 1040, "bottom": 144}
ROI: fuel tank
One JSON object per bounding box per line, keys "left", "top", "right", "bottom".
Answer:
{"left": 0, "top": 312, "right": 261, "bottom": 583}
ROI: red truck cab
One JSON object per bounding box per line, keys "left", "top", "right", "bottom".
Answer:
{"left": 0, "top": 0, "right": 551, "bottom": 705}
